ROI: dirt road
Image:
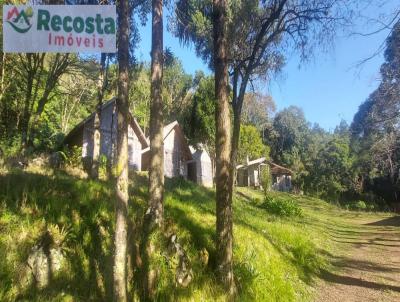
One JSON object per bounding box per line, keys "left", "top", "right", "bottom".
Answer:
{"left": 316, "top": 214, "right": 400, "bottom": 302}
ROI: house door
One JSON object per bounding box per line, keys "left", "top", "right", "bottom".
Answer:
{"left": 187, "top": 162, "right": 197, "bottom": 183}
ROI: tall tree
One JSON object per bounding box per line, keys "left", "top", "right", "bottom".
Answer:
{"left": 242, "top": 93, "right": 276, "bottom": 132}
{"left": 143, "top": 0, "right": 164, "bottom": 298}
{"left": 238, "top": 124, "right": 269, "bottom": 164}
{"left": 28, "top": 54, "right": 74, "bottom": 146}
{"left": 213, "top": 0, "right": 236, "bottom": 296}
{"left": 351, "top": 20, "right": 400, "bottom": 203}
{"left": 268, "top": 106, "right": 309, "bottom": 167}
{"left": 113, "top": 0, "right": 130, "bottom": 300}
{"left": 183, "top": 75, "right": 216, "bottom": 161}
{"left": 91, "top": 53, "right": 108, "bottom": 179}
{"left": 173, "top": 0, "right": 351, "bottom": 240}
{"left": 306, "top": 136, "right": 353, "bottom": 200}
{"left": 130, "top": 53, "right": 192, "bottom": 135}
{"left": 162, "top": 51, "right": 192, "bottom": 121}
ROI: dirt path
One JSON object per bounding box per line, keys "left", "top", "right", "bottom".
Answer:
{"left": 316, "top": 214, "right": 400, "bottom": 302}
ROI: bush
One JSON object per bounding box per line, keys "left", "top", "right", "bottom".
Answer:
{"left": 344, "top": 200, "right": 385, "bottom": 212}
{"left": 98, "top": 154, "right": 110, "bottom": 179}
{"left": 353, "top": 200, "right": 367, "bottom": 210}
{"left": 261, "top": 195, "right": 302, "bottom": 217}
{"left": 66, "top": 146, "right": 83, "bottom": 168}
{"left": 260, "top": 165, "right": 272, "bottom": 195}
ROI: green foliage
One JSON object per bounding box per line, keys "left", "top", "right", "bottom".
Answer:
{"left": 349, "top": 21, "right": 400, "bottom": 205}
{"left": 0, "top": 135, "right": 23, "bottom": 158}
{"left": 260, "top": 165, "right": 272, "bottom": 195}
{"left": 162, "top": 54, "right": 193, "bottom": 122}
{"left": 342, "top": 199, "right": 388, "bottom": 212}
{"left": 98, "top": 154, "right": 110, "bottom": 180}
{"left": 261, "top": 195, "right": 303, "bottom": 218}
{"left": 238, "top": 124, "right": 269, "bottom": 164}
{"left": 63, "top": 146, "right": 82, "bottom": 168}
{"left": 0, "top": 169, "right": 337, "bottom": 301}
{"left": 183, "top": 75, "right": 216, "bottom": 156}
{"left": 348, "top": 200, "right": 367, "bottom": 211}
{"left": 0, "top": 53, "right": 99, "bottom": 155}
{"left": 130, "top": 54, "right": 193, "bottom": 135}
{"left": 0, "top": 171, "right": 114, "bottom": 301}
{"left": 130, "top": 65, "right": 151, "bottom": 134}
{"left": 267, "top": 106, "right": 309, "bottom": 167}
{"left": 306, "top": 137, "right": 354, "bottom": 201}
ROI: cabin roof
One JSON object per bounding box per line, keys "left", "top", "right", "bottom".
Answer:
{"left": 141, "top": 121, "right": 193, "bottom": 160}
{"left": 269, "top": 162, "right": 293, "bottom": 175}
{"left": 64, "top": 98, "right": 149, "bottom": 148}
{"left": 237, "top": 157, "right": 293, "bottom": 175}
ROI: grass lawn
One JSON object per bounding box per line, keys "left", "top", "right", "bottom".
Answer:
{"left": 0, "top": 168, "right": 377, "bottom": 301}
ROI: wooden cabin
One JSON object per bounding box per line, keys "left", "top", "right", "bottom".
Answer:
{"left": 141, "top": 122, "right": 213, "bottom": 187}
{"left": 141, "top": 121, "right": 193, "bottom": 179}
{"left": 64, "top": 98, "right": 148, "bottom": 170}
{"left": 236, "top": 157, "right": 292, "bottom": 192}
{"left": 66, "top": 109, "right": 214, "bottom": 187}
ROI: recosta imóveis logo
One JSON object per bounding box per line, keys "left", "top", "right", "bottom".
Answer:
{"left": 6, "top": 6, "right": 34, "bottom": 33}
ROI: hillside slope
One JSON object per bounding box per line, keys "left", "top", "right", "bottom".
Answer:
{"left": 0, "top": 168, "right": 397, "bottom": 301}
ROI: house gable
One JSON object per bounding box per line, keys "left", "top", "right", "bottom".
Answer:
{"left": 236, "top": 157, "right": 292, "bottom": 191}
{"left": 141, "top": 121, "right": 193, "bottom": 178}
{"left": 64, "top": 98, "right": 148, "bottom": 171}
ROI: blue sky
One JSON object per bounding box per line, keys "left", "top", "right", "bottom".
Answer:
{"left": 134, "top": 2, "right": 398, "bottom": 131}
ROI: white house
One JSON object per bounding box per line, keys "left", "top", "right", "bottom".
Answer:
{"left": 236, "top": 157, "right": 292, "bottom": 192}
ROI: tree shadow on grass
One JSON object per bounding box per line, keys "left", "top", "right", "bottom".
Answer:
{"left": 330, "top": 238, "right": 400, "bottom": 248}
{"left": 233, "top": 212, "right": 323, "bottom": 285}
{"left": 235, "top": 190, "right": 261, "bottom": 204}
{"left": 0, "top": 171, "right": 114, "bottom": 301}
{"left": 128, "top": 174, "right": 225, "bottom": 301}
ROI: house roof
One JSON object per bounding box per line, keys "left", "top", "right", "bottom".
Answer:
{"left": 269, "top": 162, "right": 293, "bottom": 175}
{"left": 248, "top": 157, "right": 267, "bottom": 166}
{"left": 237, "top": 157, "right": 267, "bottom": 169}
{"left": 64, "top": 98, "right": 149, "bottom": 148}
{"left": 236, "top": 157, "right": 293, "bottom": 175}
{"left": 141, "top": 121, "right": 193, "bottom": 160}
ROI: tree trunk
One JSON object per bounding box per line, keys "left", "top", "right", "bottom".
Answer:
{"left": 0, "top": 53, "right": 6, "bottom": 100}
{"left": 113, "top": 0, "right": 130, "bottom": 300}
{"left": 19, "top": 53, "right": 45, "bottom": 151}
{"left": 228, "top": 77, "right": 249, "bottom": 220}
{"left": 143, "top": 0, "right": 164, "bottom": 299}
{"left": 28, "top": 54, "right": 70, "bottom": 144}
{"left": 91, "top": 54, "right": 107, "bottom": 179}
{"left": 229, "top": 109, "right": 241, "bottom": 190}
{"left": 20, "top": 75, "right": 34, "bottom": 149}
{"left": 213, "top": 0, "right": 236, "bottom": 298}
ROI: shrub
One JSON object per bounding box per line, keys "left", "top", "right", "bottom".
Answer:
{"left": 260, "top": 165, "right": 272, "bottom": 195}
{"left": 66, "top": 146, "right": 83, "bottom": 168}
{"left": 344, "top": 200, "right": 384, "bottom": 212}
{"left": 354, "top": 200, "right": 367, "bottom": 210}
{"left": 98, "top": 154, "right": 110, "bottom": 179}
{"left": 261, "top": 195, "right": 302, "bottom": 217}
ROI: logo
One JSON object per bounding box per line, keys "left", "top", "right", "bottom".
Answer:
{"left": 6, "top": 6, "right": 34, "bottom": 33}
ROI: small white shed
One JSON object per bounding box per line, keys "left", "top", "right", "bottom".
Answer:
{"left": 189, "top": 146, "right": 213, "bottom": 188}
